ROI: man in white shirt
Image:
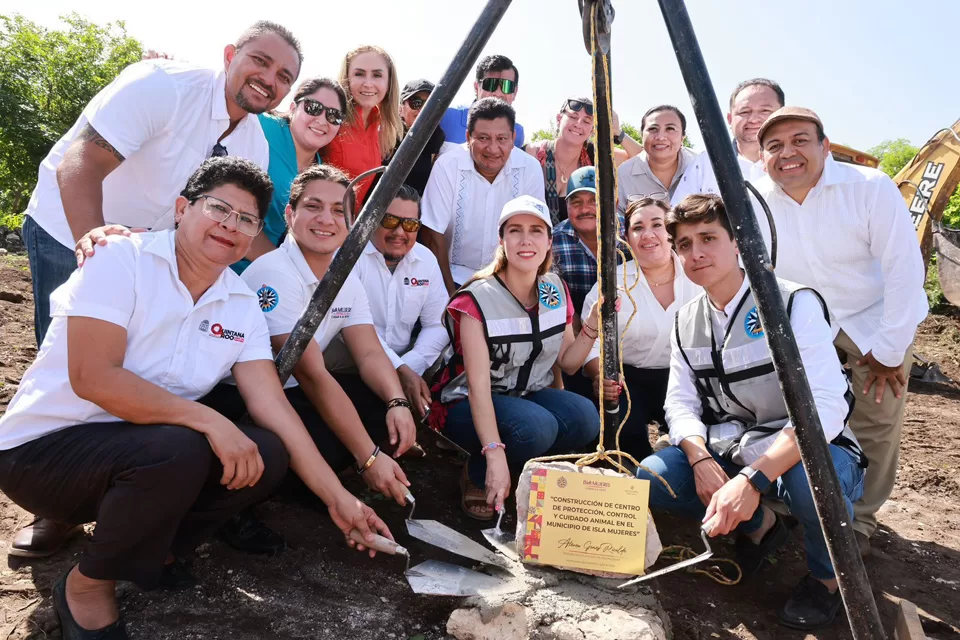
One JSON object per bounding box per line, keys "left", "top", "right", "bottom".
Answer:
{"left": 671, "top": 78, "right": 783, "bottom": 204}
{"left": 21, "top": 20, "right": 302, "bottom": 350}
{"left": 616, "top": 105, "right": 696, "bottom": 213}
{"left": 755, "top": 107, "right": 928, "bottom": 556}
{"left": 348, "top": 185, "right": 449, "bottom": 417}
{"left": 239, "top": 165, "right": 417, "bottom": 509}
{"left": 635, "top": 194, "right": 865, "bottom": 630}
{"left": 420, "top": 97, "right": 545, "bottom": 292}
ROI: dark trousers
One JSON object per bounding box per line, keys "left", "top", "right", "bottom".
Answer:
{"left": 0, "top": 422, "right": 288, "bottom": 589}
{"left": 606, "top": 366, "right": 670, "bottom": 461}
{"left": 201, "top": 377, "right": 389, "bottom": 473}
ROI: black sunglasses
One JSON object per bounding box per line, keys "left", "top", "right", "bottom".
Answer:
{"left": 211, "top": 142, "right": 228, "bottom": 158}
{"left": 479, "top": 77, "right": 517, "bottom": 95}
{"left": 381, "top": 214, "right": 421, "bottom": 233}
{"left": 297, "top": 98, "right": 345, "bottom": 126}
{"left": 565, "top": 99, "right": 594, "bottom": 117}
{"left": 406, "top": 97, "right": 425, "bottom": 110}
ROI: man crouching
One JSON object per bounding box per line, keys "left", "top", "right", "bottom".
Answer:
{"left": 634, "top": 194, "right": 866, "bottom": 630}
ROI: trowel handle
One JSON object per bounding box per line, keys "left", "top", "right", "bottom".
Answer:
{"left": 348, "top": 529, "right": 408, "bottom": 556}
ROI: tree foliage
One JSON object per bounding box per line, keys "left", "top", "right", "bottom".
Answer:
{"left": 868, "top": 138, "right": 919, "bottom": 178}
{"left": 0, "top": 13, "right": 142, "bottom": 218}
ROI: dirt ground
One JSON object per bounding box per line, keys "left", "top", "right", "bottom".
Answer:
{"left": 0, "top": 252, "right": 958, "bottom": 639}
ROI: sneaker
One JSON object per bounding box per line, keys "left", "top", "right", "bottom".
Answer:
{"left": 735, "top": 512, "right": 789, "bottom": 576}
{"left": 216, "top": 510, "right": 285, "bottom": 556}
{"left": 778, "top": 574, "right": 842, "bottom": 630}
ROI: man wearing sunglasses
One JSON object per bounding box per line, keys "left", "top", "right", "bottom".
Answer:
{"left": 11, "top": 20, "right": 303, "bottom": 561}
{"left": 398, "top": 79, "right": 445, "bottom": 195}
{"left": 347, "top": 186, "right": 449, "bottom": 417}
{"left": 438, "top": 55, "right": 525, "bottom": 155}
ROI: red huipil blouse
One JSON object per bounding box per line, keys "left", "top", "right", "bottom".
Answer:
{"left": 321, "top": 105, "right": 383, "bottom": 209}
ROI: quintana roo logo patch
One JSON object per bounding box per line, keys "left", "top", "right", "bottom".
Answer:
{"left": 538, "top": 281, "right": 562, "bottom": 309}
{"left": 257, "top": 285, "right": 279, "bottom": 312}
{"left": 744, "top": 306, "right": 764, "bottom": 339}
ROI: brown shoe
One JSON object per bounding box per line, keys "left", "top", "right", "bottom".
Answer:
{"left": 855, "top": 531, "right": 872, "bottom": 558}
{"left": 10, "top": 518, "right": 84, "bottom": 558}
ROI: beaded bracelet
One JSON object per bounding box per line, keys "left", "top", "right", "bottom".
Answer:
{"left": 480, "top": 442, "right": 506, "bottom": 456}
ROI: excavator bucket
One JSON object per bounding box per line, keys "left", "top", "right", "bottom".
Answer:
{"left": 936, "top": 225, "right": 960, "bottom": 307}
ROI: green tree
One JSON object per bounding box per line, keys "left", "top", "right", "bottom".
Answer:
{"left": 867, "top": 138, "right": 919, "bottom": 178}
{"left": 0, "top": 13, "right": 142, "bottom": 220}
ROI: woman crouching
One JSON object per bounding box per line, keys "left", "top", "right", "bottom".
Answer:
{"left": 430, "top": 195, "right": 601, "bottom": 520}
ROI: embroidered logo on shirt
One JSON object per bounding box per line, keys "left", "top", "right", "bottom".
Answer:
{"left": 257, "top": 285, "right": 279, "bottom": 312}
{"left": 408, "top": 278, "right": 430, "bottom": 287}
{"left": 330, "top": 306, "right": 352, "bottom": 319}
{"left": 209, "top": 323, "right": 246, "bottom": 343}
{"left": 744, "top": 306, "right": 764, "bottom": 339}
{"left": 199, "top": 319, "right": 210, "bottom": 332}
{"left": 538, "top": 282, "right": 561, "bottom": 309}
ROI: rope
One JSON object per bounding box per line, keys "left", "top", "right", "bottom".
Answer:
{"left": 658, "top": 544, "right": 742, "bottom": 586}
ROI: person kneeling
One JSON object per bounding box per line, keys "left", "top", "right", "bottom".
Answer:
{"left": 430, "top": 196, "right": 601, "bottom": 520}
{"left": 634, "top": 194, "right": 866, "bottom": 631}
{"left": 0, "top": 158, "right": 391, "bottom": 640}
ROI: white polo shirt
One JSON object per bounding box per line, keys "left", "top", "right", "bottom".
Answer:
{"left": 670, "top": 150, "right": 766, "bottom": 205}
{"left": 352, "top": 242, "right": 450, "bottom": 376}
{"left": 421, "top": 145, "right": 545, "bottom": 284}
{"left": 581, "top": 255, "right": 702, "bottom": 369}
{"left": 241, "top": 235, "right": 376, "bottom": 387}
{"left": 0, "top": 230, "right": 273, "bottom": 450}
{"left": 25, "top": 60, "right": 269, "bottom": 248}
{"left": 616, "top": 147, "right": 696, "bottom": 214}
{"left": 753, "top": 157, "right": 928, "bottom": 366}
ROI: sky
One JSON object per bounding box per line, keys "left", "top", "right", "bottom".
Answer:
{"left": 3, "top": 0, "right": 956, "bottom": 153}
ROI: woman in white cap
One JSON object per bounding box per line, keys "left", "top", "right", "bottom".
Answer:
{"left": 428, "top": 195, "right": 601, "bottom": 520}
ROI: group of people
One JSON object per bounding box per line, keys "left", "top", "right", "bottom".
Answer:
{"left": 0, "top": 19, "right": 927, "bottom": 639}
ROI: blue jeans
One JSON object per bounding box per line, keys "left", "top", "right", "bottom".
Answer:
{"left": 444, "top": 387, "right": 601, "bottom": 487}
{"left": 636, "top": 443, "right": 865, "bottom": 580}
{"left": 23, "top": 216, "right": 77, "bottom": 347}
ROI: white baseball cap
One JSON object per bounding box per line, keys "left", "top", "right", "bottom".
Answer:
{"left": 498, "top": 195, "right": 553, "bottom": 232}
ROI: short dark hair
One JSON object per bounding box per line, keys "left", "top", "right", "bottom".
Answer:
{"left": 475, "top": 54, "right": 519, "bottom": 86}
{"left": 624, "top": 197, "right": 670, "bottom": 231}
{"left": 467, "top": 97, "right": 516, "bottom": 134}
{"left": 181, "top": 156, "right": 273, "bottom": 219}
{"left": 288, "top": 164, "right": 350, "bottom": 208}
{"left": 282, "top": 77, "right": 347, "bottom": 122}
{"left": 728, "top": 78, "right": 785, "bottom": 110}
{"left": 665, "top": 194, "right": 733, "bottom": 242}
{"left": 393, "top": 184, "right": 421, "bottom": 210}
{"left": 236, "top": 21, "right": 303, "bottom": 68}
{"left": 641, "top": 105, "right": 687, "bottom": 134}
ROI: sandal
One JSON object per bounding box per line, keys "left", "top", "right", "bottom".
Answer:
{"left": 460, "top": 467, "right": 495, "bottom": 521}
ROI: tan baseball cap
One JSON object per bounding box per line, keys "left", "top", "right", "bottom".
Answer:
{"left": 758, "top": 106, "right": 824, "bottom": 145}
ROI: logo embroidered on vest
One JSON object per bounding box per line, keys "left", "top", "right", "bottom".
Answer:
{"left": 257, "top": 285, "right": 279, "bottom": 312}
{"left": 538, "top": 281, "right": 561, "bottom": 309}
{"left": 744, "top": 306, "right": 764, "bottom": 339}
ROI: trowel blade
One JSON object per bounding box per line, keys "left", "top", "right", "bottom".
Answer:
{"left": 481, "top": 509, "right": 518, "bottom": 561}
{"left": 405, "top": 519, "right": 514, "bottom": 572}
{"left": 617, "top": 529, "right": 714, "bottom": 588}
{"left": 405, "top": 560, "right": 518, "bottom": 597}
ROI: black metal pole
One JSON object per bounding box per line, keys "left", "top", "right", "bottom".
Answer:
{"left": 274, "top": 0, "right": 514, "bottom": 382}
{"left": 581, "top": 0, "right": 620, "bottom": 418}
{"left": 656, "top": 1, "right": 885, "bottom": 638}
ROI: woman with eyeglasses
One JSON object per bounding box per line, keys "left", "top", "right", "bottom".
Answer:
{"left": 429, "top": 195, "right": 600, "bottom": 520}
{"left": 233, "top": 77, "right": 347, "bottom": 273}
{"left": 524, "top": 97, "right": 641, "bottom": 223}
{"left": 322, "top": 45, "right": 403, "bottom": 210}
{"left": 560, "top": 197, "right": 701, "bottom": 460}
{"left": 0, "top": 157, "right": 394, "bottom": 638}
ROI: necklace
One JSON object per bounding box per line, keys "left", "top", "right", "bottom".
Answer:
{"left": 644, "top": 263, "right": 676, "bottom": 287}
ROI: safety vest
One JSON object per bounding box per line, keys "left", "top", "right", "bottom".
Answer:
{"left": 674, "top": 279, "right": 865, "bottom": 467}
{"left": 441, "top": 273, "right": 568, "bottom": 403}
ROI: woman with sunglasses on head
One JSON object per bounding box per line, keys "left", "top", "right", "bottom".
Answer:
{"left": 559, "top": 197, "right": 701, "bottom": 460}
{"left": 323, "top": 45, "right": 403, "bottom": 210}
{"left": 429, "top": 195, "right": 600, "bottom": 520}
{"left": 233, "top": 77, "right": 347, "bottom": 273}
{"left": 524, "top": 98, "right": 641, "bottom": 224}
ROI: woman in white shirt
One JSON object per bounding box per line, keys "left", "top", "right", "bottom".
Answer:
{"left": 569, "top": 198, "right": 701, "bottom": 460}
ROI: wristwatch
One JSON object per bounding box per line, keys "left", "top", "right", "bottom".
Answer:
{"left": 612, "top": 131, "right": 625, "bottom": 145}
{"left": 738, "top": 466, "right": 772, "bottom": 494}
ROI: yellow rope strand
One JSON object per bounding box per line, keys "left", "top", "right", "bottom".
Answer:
{"left": 658, "top": 545, "right": 743, "bottom": 586}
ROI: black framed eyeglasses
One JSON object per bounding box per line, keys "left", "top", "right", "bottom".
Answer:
{"left": 297, "top": 98, "right": 345, "bottom": 126}
{"left": 194, "top": 195, "right": 263, "bottom": 237}
{"left": 565, "top": 99, "right": 594, "bottom": 117}
{"left": 211, "top": 142, "right": 228, "bottom": 158}
{"left": 381, "top": 214, "right": 421, "bottom": 233}
{"left": 480, "top": 77, "right": 517, "bottom": 95}
{"left": 406, "top": 97, "right": 425, "bottom": 111}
